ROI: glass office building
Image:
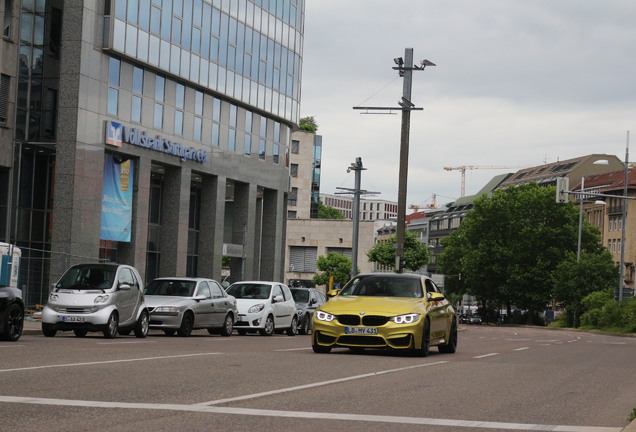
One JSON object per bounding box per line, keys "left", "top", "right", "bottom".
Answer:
{"left": 0, "top": 0, "right": 305, "bottom": 305}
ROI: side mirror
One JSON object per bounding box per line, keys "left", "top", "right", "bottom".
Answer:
{"left": 326, "top": 289, "right": 340, "bottom": 298}
{"left": 273, "top": 294, "right": 284, "bottom": 303}
{"left": 427, "top": 292, "right": 445, "bottom": 302}
{"left": 192, "top": 295, "right": 206, "bottom": 301}
{"left": 309, "top": 298, "right": 317, "bottom": 305}
{"left": 118, "top": 283, "right": 132, "bottom": 291}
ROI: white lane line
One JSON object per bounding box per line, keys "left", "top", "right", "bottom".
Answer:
{"left": 97, "top": 341, "right": 158, "bottom": 345}
{"left": 473, "top": 353, "right": 499, "bottom": 359}
{"left": 0, "top": 396, "right": 621, "bottom": 432}
{"left": 0, "top": 352, "right": 222, "bottom": 373}
{"left": 275, "top": 347, "right": 312, "bottom": 351}
{"left": 514, "top": 347, "right": 530, "bottom": 351}
{"left": 0, "top": 345, "right": 25, "bottom": 348}
{"left": 196, "top": 361, "right": 449, "bottom": 406}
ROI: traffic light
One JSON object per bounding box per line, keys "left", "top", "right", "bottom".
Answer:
{"left": 556, "top": 177, "right": 569, "bottom": 203}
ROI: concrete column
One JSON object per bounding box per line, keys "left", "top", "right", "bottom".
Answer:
{"left": 260, "top": 188, "right": 285, "bottom": 281}
{"left": 160, "top": 166, "right": 191, "bottom": 276}
{"left": 198, "top": 175, "right": 226, "bottom": 280}
{"left": 230, "top": 182, "right": 256, "bottom": 280}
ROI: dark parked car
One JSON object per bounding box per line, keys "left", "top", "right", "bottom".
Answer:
{"left": 290, "top": 287, "right": 326, "bottom": 335}
{"left": 0, "top": 286, "right": 24, "bottom": 341}
{"left": 468, "top": 315, "right": 482, "bottom": 325}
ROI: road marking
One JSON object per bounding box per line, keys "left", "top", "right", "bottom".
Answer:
{"left": 0, "top": 396, "right": 621, "bottom": 432}
{"left": 514, "top": 347, "right": 530, "bottom": 351}
{"left": 196, "top": 361, "right": 450, "bottom": 406}
{"left": 473, "top": 353, "right": 499, "bottom": 359}
{"left": 0, "top": 345, "right": 25, "bottom": 348}
{"left": 0, "top": 352, "right": 222, "bottom": 373}
{"left": 275, "top": 347, "right": 312, "bottom": 351}
{"left": 97, "top": 341, "right": 158, "bottom": 345}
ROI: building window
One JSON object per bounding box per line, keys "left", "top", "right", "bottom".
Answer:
{"left": 107, "top": 57, "right": 120, "bottom": 116}
{"left": 187, "top": 181, "right": 201, "bottom": 277}
{"left": 288, "top": 187, "right": 298, "bottom": 206}
{"left": 289, "top": 246, "right": 318, "bottom": 273}
{"left": 0, "top": 74, "right": 9, "bottom": 124}
{"left": 3, "top": 0, "right": 12, "bottom": 38}
{"left": 290, "top": 163, "right": 298, "bottom": 177}
{"left": 174, "top": 82, "right": 184, "bottom": 135}
{"left": 153, "top": 75, "right": 165, "bottom": 129}
{"left": 273, "top": 143, "right": 279, "bottom": 163}
{"left": 291, "top": 139, "right": 299, "bottom": 154}
{"left": 259, "top": 139, "right": 266, "bottom": 160}
{"left": 228, "top": 128, "right": 236, "bottom": 151}
{"left": 131, "top": 66, "right": 143, "bottom": 123}
{"left": 43, "top": 89, "right": 57, "bottom": 138}
{"left": 244, "top": 134, "right": 251, "bottom": 155}
{"left": 194, "top": 90, "right": 203, "bottom": 140}
{"left": 212, "top": 123, "right": 220, "bottom": 146}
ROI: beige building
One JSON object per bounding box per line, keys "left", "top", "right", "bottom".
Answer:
{"left": 321, "top": 193, "right": 398, "bottom": 220}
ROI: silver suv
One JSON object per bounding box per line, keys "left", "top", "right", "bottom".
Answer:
{"left": 42, "top": 263, "right": 149, "bottom": 338}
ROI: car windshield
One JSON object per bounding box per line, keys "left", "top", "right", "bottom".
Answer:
{"left": 144, "top": 280, "right": 196, "bottom": 297}
{"left": 338, "top": 276, "right": 423, "bottom": 298}
{"left": 56, "top": 266, "right": 116, "bottom": 290}
{"left": 227, "top": 283, "right": 271, "bottom": 299}
{"left": 291, "top": 289, "right": 309, "bottom": 303}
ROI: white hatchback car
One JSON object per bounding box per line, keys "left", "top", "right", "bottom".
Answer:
{"left": 42, "top": 263, "right": 149, "bottom": 339}
{"left": 225, "top": 281, "right": 298, "bottom": 336}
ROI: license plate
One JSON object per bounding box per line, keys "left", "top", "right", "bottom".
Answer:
{"left": 345, "top": 327, "right": 377, "bottom": 335}
{"left": 62, "top": 316, "right": 85, "bottom": 323}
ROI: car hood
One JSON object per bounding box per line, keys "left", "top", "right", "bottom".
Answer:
{"left": 321, "top": 296, "right": 423, "bottom": 315}
{"left": 144, "top": 296, "right": 193, "bottom": 307}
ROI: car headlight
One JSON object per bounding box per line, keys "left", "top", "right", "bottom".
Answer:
{"left": 49, "top": 294, "right": 58, "bottom": 302}
{"left": 248, "top": 304, "right": 265, "bottom": 314}
{"left": 315, "top": 310, "right": 335, "bottom": 322}
{"left": 94, "top": 295, "right": 110, "bottom": 304}
{"left": 390, "top": 313, "right": 420, "bottom": 324}
{"left": 153, "top": 306, "right": 181, "bottom": 314}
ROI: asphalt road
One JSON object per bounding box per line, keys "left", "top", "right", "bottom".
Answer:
{"left": 1, "top": 324, "right": 635, "bottom": 432}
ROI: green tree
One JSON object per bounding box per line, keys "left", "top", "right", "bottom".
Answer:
{"left": 317, "top": 201, "right": 345, "bottom": 219}
{"left": 437, "top": 183, "right": 602, "bottom": 322}
{"left": 298, "top": 116, "right": 318, "bottom": 133}
{"left": 366, "top": 230, "right": 430, "bottom": 272}
{"left": 312, "top": 252, "right": 354, "bottom": 287}
{"left": 551, "top": 250, "right": 618, "bottom": 327}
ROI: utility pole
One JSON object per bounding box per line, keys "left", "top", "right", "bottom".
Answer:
{"left": 353, "top": 48, "right": 434, "bottom": 273}
{"left": 336, "top": 157, "right": 378, "bottom": 280}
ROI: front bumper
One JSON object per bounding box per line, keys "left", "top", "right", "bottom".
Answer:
{"left": 312, "top": 318, "right": 421, "bottom": 350}
{"left": 41, "top": 305, "right": 114, "bottom": 331}
{"left": 233, "top": 311, "right": 267, "bottom": 330}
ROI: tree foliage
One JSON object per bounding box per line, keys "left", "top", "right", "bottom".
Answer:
{"left": 551, "top": 250, "right": 618, "bottom": 327}
{"left": 437, "top": 183, "right": 606, "bottom": 321}
{"left": 317, "top": 200, "right": 345, "bottom": 219}
{"left": 366, "top": 230, "right": 430, "bottom": 272}
{"left": 298, "top": 116, "right": 318, "bottom": 133}
{"left": 312, "top": 252, "right": 354, "bottom": 287}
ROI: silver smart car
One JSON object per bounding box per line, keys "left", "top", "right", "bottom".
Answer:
{"left": 42, "top": 263, "right": 149, "bottom": 338}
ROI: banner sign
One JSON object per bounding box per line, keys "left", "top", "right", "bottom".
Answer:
{"left": 100, "top": 154, "right": 133, "bottom": 242}
{"left": 106, "top": 120, "right": 207, "bottom": 163}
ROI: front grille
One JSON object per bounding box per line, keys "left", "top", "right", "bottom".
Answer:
{"left": 387, "top": 334, "right": 412, "bottom": 348}
{"left": 337, "top": 315, "right": 360, "bottom": 326}
{"left": 316, "top": 331, "right": 336, "bottom": 344}
{"left": 338, "top": 335, "right": 385, "bottom": 346}
{"left": 61, "top": 307, "right": 90, "bottom": 314}
{"left": 362, "top": 315, "right": 389, "bottom": 326}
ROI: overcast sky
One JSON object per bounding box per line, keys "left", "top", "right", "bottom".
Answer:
{"left": 299, "top": 0, "right": 636, "bottom": 208}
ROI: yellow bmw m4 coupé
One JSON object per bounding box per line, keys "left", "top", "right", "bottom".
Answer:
{"left": 312, "top": 273, "right": 457, "bottom": 356}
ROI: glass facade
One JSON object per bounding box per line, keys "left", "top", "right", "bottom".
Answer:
{"left": 109, "top": 0, "right": 303, "bottom": 124}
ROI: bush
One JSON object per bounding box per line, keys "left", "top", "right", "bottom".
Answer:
{"left": 580, "top": 296, "right": 636, "bottom": 333}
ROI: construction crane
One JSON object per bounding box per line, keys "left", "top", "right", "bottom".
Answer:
{"left": 409, "top": 193, "right": 457, "bottom": 211}
{"left": 443, "top": 165, "right": 526, "bottom": 197}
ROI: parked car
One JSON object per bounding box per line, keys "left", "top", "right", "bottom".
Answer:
{"left": 144, "top": 277, "right": 237, "bottom": 337}
{"left": 41, "top": 263, "right": 149, "bottom": 339}
{"left": 0, "top": 286, "right": 24, "bottom": 341}
{"left": 312, "top": 273, "right": 457, "bottom": 356}
{"left": 226, "top": 281, "right": 298, "bottom": 336}
{"left": 468, "top": 314, "right": 482, "bottom": 325}
{"left": 290, "top": 287, "right": 326, "bottom": 335}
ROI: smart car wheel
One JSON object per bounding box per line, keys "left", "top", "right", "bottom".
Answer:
{"left": 286, "top": 316, "right": 298, "bottom": 336}
{"left": 1, "top": 302, "right": 24, "bottom": 342}
{"left": 73, "top": 329, "right": 88, "bottom": 337}
{"left": 177, "top": 313, "right": 194, "bottom": 337}
{"left": 413, "top": 318, "right": 430, "bottom": 357}
{"left": 438, "top": 318, "right": 458, "bottom": 354}
{"left": 220, "top": 314, "right": 234, "bottom": 337}
{"left": 134, "top": 310, "right": 149, "bottom": 338}
{"left": 42, "top": 323, "right": 57, "bottom": 337}
{"left": 103, "top": 312, "right": 119, "bottom": 339}
{"left": 259, "top": 315, "right": 274, "bottom": 336}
